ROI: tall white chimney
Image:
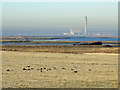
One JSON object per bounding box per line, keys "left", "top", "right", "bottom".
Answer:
{"left": 84, "top": 16, "right": 87, "bottom": 35}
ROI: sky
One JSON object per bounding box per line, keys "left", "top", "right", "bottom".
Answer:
{"left": 0, "top": 0, "right": 119, "bottom": 2}
{"left": 2, "top": 2, "right": 118, "bottom": 36}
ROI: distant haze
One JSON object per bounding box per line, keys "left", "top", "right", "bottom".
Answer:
{"left": 2, "top": 2, "right": 118, "bottom": 36}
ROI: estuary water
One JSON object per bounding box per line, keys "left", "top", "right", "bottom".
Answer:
{"left": 1, "top": 36, "right": 119, "bottom": 45}
{"left": 32, "top": 36, "right": 118, "bottom": 41}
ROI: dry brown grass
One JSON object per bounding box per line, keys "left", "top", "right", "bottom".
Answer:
{"left": 2, "top": 51, "right": 118, "bottom": 88}
{"left": 2, "top": 45, "right": 119, "bottom": 54}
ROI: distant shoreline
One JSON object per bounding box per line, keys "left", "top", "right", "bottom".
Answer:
{"left": 1, "top": 35, "right": 119, "bottom": 40}
{"left": 83, "top": 35, "right": 119, "bottom": 38}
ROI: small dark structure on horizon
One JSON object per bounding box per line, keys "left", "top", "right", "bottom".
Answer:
{"left": 73, "top": 41, "right": 102, "bottom": 45}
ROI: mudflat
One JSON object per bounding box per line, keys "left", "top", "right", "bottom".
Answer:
{"left": 2, "top": 51, "right": 118, "bottom": 88}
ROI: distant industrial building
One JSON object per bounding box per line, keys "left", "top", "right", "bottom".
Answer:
{"left": 63, "top": 29, "right": 82, "bottom": 36}
{"left": 70, "top": 29, "right": 74, "bottom": 35}
{"left": 63, "top": 16, "right": 113, "bottom": 36}
{"left": 84, "top": 16, "right": 87, "bottom": 35}
{"left": 63, "top": 16, "right": 88, "bottom": 36}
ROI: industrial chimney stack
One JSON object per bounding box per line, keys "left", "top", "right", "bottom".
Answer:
{"left": 84, "top": 16, "right": 87, "bottom": 35}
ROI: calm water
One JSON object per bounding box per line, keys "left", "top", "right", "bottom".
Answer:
{"left": 32, "top": 36, "right": 118, "bottom": 41}
{"left": 1, "top": 36, "right": 118, "bottom": 45}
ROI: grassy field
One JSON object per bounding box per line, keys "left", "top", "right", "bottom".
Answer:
{"left": 1, "top": 40, "right": 119, "bottom": 88}
{"left": 2, "top": 45, "right": 119, "bottom": 53}
{"left": 2, "top": 51, "right": 118, "bottom": 88}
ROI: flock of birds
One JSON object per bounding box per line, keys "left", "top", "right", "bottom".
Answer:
{"left": 6, "top": 65, "right": 79, "bottom": 73}
{"left": 22, "top": 65, "right": 78, "bottom": 73}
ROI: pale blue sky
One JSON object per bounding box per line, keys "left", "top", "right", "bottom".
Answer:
{"left": 2, "top": 2, "right": 118, "bottom": 36}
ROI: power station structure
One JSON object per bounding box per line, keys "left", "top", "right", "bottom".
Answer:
{"left": 63, "top": 16, "right": 108, "bottom": 36}
{"left": 70, "top": 29, "right": 74, "bottom": 35}
{"left": 63, "top": 16, "right": 88, "bottom": 36}
{"left": 84, "top": 16, "right": 87, "bottom": 35}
